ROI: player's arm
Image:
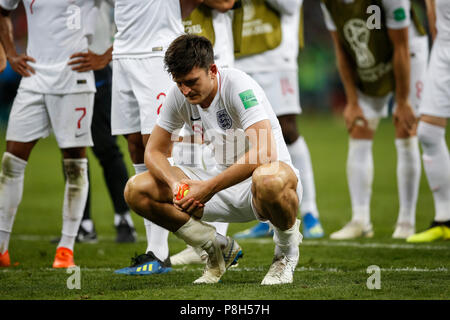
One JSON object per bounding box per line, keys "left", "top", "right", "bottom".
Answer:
{"left": 210, "top": 119, "right": 277, "bottom": 192}
{"left": 425, "top": 0, "right": 437, "bottom": 41}
{"left": 203, "top": 0, "right": 235, "bottom": 12}
{"left": 388, "top": 26, "right": 416, "bottom": 133}
{"left": 68, "top": 46, "right": 113, "bottom": 72}
{"left": 0, "top": 42, "right": 6, "bottom": 72}
{"left": 0, "top": 6, "right": 35, "bottom": 76}
{"left": 145, "top": 125, "right": 180, "bottom": 189}
{"left": 330, "top": 31, "right": 368, "bottom": 131}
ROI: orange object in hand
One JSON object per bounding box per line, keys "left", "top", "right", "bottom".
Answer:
{"left": 176, "top": 184, "right": 190, "bottom": 200}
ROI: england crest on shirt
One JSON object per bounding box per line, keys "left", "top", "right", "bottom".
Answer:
{"left": 216, "top": 109, "right": 233, "bottom": 130}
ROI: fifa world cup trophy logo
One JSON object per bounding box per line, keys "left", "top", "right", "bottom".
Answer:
{"left": 343, "top": 19, "right": 376, "bottom": 68}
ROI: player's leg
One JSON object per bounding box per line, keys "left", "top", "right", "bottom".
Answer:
{"left": 251, "top": 161, "right": 302, "bottom": 285}
{"left": 393, "top": 122, "right": 421, "bottom": 239}
{"left": 125, "top": 166, "right": 244, "bottom": 283}
{"left": 330, "top": 115, "right": 376, "bottom": 240}
{"left": 393, "top": 36, "right": 428, "bottom": 239}
{"left": 111, "top": 58, "right": 172, "bottom": 274}
{"left": 278, "top": 114, "right": 324, "bottom": 239}
{"left": 47, "top": 92, "right": 94, "bottom": 268}
{"left": 91, "top": 66, "right": 135, "bottom": 243}
{"left": 170, "top": 132, "right": 226, "bottom": 265}
{"left": 133, "top": 57, "right": 173, "bottom": 267}
{"left": 0, "top": 141, "right": 36, "bottom": 266}
{"left": 408, "top": 116, "right": 450, "bottom": 242}
{"left": 407, "top": 38, "right": 450, "bottom": 242}
{"left": 0, "top": 90, "right": 48, "bottom": 267}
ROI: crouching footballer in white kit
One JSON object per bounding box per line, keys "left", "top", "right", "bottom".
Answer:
{"left": 124, "top": 34, "right": 303, "bottom": 285}
{"left": 0, "top": 0, "right": 98, "bottom": 268}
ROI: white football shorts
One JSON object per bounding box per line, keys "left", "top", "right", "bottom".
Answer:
{"left": 6, "top": 88, "right": 94, "bottom": 148}
{"left": 247, "top": 69, "right": 302, "bottom": 117}
{"left": 111, "top": 57, "right": 175, "bottom": 135}
{"left": 358, "top": 35, "right": 429, "bottom": 120}
{"left": 175, "top": 163, "right": 302, "bottom": 223}
{"left": 419, "top": 39, "right": 450, "bottom": 118}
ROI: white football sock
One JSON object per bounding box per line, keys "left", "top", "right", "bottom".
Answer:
{"left": 114, "top": 211, "right": 135, "bottom": 227}
{"left": 0, "top": 152, "right": 27, "bottom": 254}
{"left": 80, "top": 219, "right": 94, "bottom": 233}
{"left": 0, "top": 231, "right": 10, "bottom": 254}
{"left": 59, "top": 158, "right": 89, "bottom": 251}
{"left": 272, "top": 219, "right": 302, "bottom": 258}
{"left": 418, "top": 122, "right": 450, "bottom": 222}
{"left": 347, "top": 138, "right": 373, "bottom": 226}
{"left": 145, "top": 219, "right": 169, "bottom": 261}
{"left": 174, "top": 217, "right": 217, "bottom": 248}
{"left": 287, "top": 136, "right": 319, "bottom": 218}
{"left": 208, "top": 222, "right": 228, "bottom": 236}
{"left": 395, "top": 137, "right": 421, "bottom": 226}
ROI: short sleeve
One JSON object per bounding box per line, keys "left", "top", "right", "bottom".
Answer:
{"left": 156, "top": 86, "right": 186, "bottom": 134}
{"left": 225, "top": 72, "right": 269, "bottom": 131}
{"left": 320, "top": 3, "right": 337, "bottom": 31}
{"left": 382, "top": 0, "right": 411, "bottom": 30}
{"left": 0, "top": 0, "right": 20, "bottom": 10}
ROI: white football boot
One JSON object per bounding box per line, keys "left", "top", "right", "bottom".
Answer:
{"left": 392, "top": 222, "right": 415, "bottom": 239}
{"left": 330, "top": 220, "right": 374, "bottom": 240}
{"left": 261, "top": 251, "right": 299, "bottom": 285}
{"left": 193, "top": 237, "right": 242, "bottom": 284}
{"left": 170, "top": 246, "right": 207, "bottom": 265}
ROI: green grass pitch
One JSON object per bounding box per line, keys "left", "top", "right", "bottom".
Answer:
{"left": 0, "top": 114, "right": 449, "bottom": 300}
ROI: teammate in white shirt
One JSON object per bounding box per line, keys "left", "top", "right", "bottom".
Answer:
{"left": 170, "top": 1, "right": 237, "bottom": 266}
{"left": 125, "top": 34, "right": 303, "bottom": 285}
{"left": 321, "top": 0, "right": 428, "bottom": 239}
{"left": 111, "top": 0, "right": 237, "bottom": 276}
{"left": 407, "top": 0, "right": 450, "bottom": 243}
{"left": 234, "top": 0, "right": 325, "bottom": 240}
{"left": 67, "top": 0, "right": 137, "bottom": 244}
{"left": 0, "top": 0, "right": 98, "bottom": 268}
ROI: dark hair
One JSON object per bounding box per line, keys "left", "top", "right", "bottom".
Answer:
{"left": 164, "top": 34, "right": 214, "bottom": 78}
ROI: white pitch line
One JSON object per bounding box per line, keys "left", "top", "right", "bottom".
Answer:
{"left": 1, "top": 266, "right": 448, "bottom": 273}
{"left": 241, "top": 238, "right": 450, "bottom": 251}
{"left": 11, "top": 235, "right": 450, "bottom": 250}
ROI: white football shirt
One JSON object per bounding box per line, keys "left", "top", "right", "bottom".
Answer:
{"left": 90, "top": 0, "right": 115, "bottom": 55}
{"left": 436, "top": 0, "right": 450, "bottom": 41}
{"left": 235, "top": 0, "right": 303, "bottom": 73}
{"left": 113, "top": 0, "right": 185, "bottom": 58}
{"left": 157, "top": 68, "right": 294, "bottom": 171}
{"left": 212, "top": 10, "right": 234, "bottom": 69}
{"left": 0, "top": 0, "right": 98, "bottom": 94}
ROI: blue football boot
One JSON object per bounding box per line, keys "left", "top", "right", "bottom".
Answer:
{"left": 233, "top": 222, "right": 274, "bottom": 239}
{"left": 115, "top": 251, "right": 172, "bottom": 275}
{"left": 302, "top": 213, "right": 325, "bottom": 239}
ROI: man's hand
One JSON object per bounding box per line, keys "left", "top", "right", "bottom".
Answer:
{"left": 343, "top": 103, "right": 368, "bottom": 133}
{"left": 68, "top": 50, "right": 111, "bottom": 72}
{"left": 393, "top": 100, "right": 417, "bottom": 135}
{"left": 8, "top": 53, "right": 35, "bottom": 77}
{"left": 172, "top": 179, "right": 216, "bottom": 217}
